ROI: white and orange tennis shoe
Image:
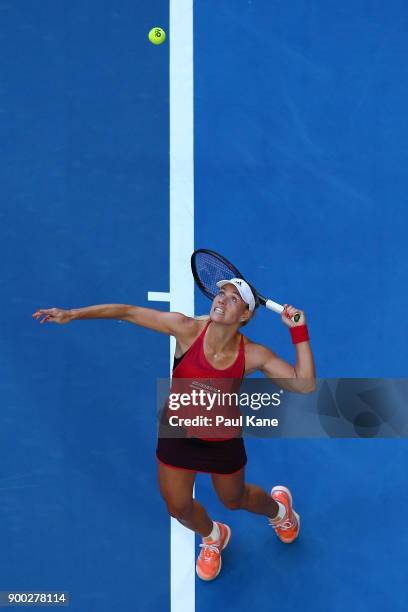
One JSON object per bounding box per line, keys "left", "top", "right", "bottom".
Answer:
{"left": 196, "top": 522, "right": 231, "bottom": 581}
{"left": 269, "top": 486, "right": 300, "bottom": 544}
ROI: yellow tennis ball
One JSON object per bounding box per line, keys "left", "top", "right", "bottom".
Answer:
{"left": 148, "top": 27, "right": 166, "bottom": 45}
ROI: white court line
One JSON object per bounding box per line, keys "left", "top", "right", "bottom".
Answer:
{"left": 169, "top": 2, "right": 195, "bottom": 610}
{"left": 148, "top": 1, "right": 195, "bottom": 611}
{"left": 147, "top": 291, "right": 171, "bottom": 302}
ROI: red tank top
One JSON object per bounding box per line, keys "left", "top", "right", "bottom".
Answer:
{"left": 169, "top": 321, "right": 245, "bottom": 440}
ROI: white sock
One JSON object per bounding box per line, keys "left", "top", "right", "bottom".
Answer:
{"left": 204, "top": 521, "right": 220, "bottom": 542}
{"left": 271, "top": 501, "right": 286, "bottom": 523}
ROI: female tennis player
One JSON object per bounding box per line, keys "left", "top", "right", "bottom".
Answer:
{"left": 32, "top": 279, "right": 315, "bottom": 581}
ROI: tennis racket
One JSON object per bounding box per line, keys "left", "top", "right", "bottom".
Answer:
{"left": 191, "top": 248, "right": 301, "bottom": 323}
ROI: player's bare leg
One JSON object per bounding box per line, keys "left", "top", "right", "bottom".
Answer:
{"left": 212, "top": 469, "right": 300, "bottom": 543}
{"left": 157, "top": 461, "right": 232, "bottom": 581}
{"left": 157, "top": 461, "right": 213, "bottom": 536}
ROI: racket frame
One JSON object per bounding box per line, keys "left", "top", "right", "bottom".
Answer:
{"left": 191, "top": 248, "right": 299, "bottom": 321}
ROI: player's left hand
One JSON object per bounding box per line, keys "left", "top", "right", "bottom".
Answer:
{"left": 281, "top": 304, "right": 306, "bottom": 328}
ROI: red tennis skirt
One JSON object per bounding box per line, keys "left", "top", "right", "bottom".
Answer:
{"left": 156, "top": 435, "right": 247, "bottom": 475}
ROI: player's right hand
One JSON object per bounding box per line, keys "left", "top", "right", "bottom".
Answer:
{"left": 32, "top": 308, "right": 72, "bottom": 325}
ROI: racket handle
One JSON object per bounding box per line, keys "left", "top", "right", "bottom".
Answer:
{"left": 265, "top": 299, "right": 301, "bottom": 323}
{"left": 265, "top": 299, "right": 284, "bottom": 314}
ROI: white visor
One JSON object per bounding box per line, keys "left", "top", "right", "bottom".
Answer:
{"left": 216, "top": 278, "right": 256, "bottom": 312}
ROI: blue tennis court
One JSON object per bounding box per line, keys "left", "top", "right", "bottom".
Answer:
{"left": 1, "top": 1, "right": 408, "bottom": 611}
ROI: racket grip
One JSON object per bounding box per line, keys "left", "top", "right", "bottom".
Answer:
{"left": 265, "top": 299, "right": 284, "bottom": 314}
{"left": 265, "top": 299, "right": 301, "bottom": 323}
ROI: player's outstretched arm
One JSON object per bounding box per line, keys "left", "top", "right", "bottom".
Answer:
{"left": 121, "top": 305, "right": 196, "bottom": 336}
{"left": 32, "top": 304, "right": 196, "bottom": 337}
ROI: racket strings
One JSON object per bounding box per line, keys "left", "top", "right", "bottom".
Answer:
{"left": 194, "top": 252, "right": 237, "bottom": 299}
{"left": 192, "top": 249, "right": 262, "bottom": 310}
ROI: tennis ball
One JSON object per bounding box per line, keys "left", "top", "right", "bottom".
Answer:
{"left": 148, "top": 27, "right": 166, "bottom": 45}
